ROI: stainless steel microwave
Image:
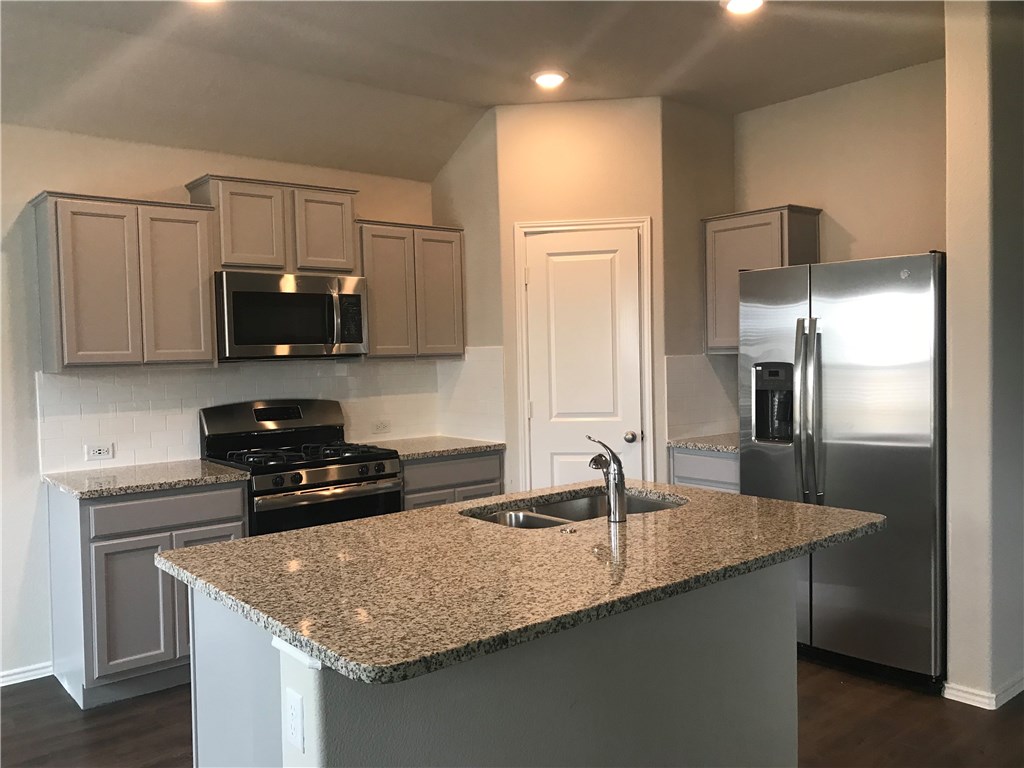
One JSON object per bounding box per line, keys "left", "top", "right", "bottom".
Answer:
{"left": 216, "top": 271, "right": 368, "bottom": 360}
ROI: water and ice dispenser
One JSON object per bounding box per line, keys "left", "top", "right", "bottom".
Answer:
{"left": 752, "top": 363, "right": 794, "bottom": 443}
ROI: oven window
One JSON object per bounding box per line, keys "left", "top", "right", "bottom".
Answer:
{"left": 233, "top": 291, "right": 332, "bottom": 346}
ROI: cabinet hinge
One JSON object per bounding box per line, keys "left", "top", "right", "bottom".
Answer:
{"left": 523, "top": 266, "right": 529, "bottom": 287}
{"left": 527, "top": 401, "right": 533, "bottom": 420}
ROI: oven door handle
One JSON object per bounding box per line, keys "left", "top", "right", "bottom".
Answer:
{"left": 252, "top": 478, "right": 403, "bottom": 512}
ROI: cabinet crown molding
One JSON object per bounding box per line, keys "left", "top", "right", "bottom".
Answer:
{"left": 357, "top": 218, "right": 463, "bottom": 233}
{"left": 30, "top": 190, "right": 214, "bottom": 211}
{"left": 185, "top": 174, "right": 358, "bottom": 196}
{"left": 702, "top": 204, "right": 822, "bottom": 223}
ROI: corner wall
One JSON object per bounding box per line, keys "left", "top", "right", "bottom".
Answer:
{"left": 943, "top": 0, "right": 1024, "bottom": 709}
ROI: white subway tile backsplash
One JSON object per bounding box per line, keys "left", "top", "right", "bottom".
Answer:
{"left": 665, "top": 354, "right": 739, "bottom": 439}
{"left": 36, "top": 354, "right": 452, "bottom": 472}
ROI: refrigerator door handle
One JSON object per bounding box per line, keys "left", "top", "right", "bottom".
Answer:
{"left": 806, "top": 317, "right": 824, "bottom": 502}
{"left": 793, "top": 318, "right": 809, "bottom": 502}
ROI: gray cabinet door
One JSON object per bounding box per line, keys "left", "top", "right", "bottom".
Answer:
{"left": 171, "top": 522, "right": 244, "bottom": 658}
{"left": 363, "top": 224, "right": 418, "bottom": 356}
{"left": 138, "top": 205, "right": 214, "bottom": 362}
{"left": 705, "top": 211, "right": 783, "bottom": 350}
{"left": 294, "top": 189, "right": 357, "bottom": 273}
{"left": 56, "top": 199, "right": 144, "bottom": 364}
{"left": 403, "top": 488, "right": 456, "bottom": 510}
{"left": 90, "top": 532, "right": 175, "bottom": 680}
{"left": 217, "top": 181, "right": 287, "bottom": 268}
{"left": 414, "top": 229, "right": 465, "bottom": 356}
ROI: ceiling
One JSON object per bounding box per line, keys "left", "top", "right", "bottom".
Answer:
{"left": 1, "top": 1, "right": 945, "bottom": 181}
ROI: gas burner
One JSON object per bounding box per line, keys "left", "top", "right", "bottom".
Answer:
{"left": 301, "top": 442, "right": 376, "bottom": 461}
{"left": 226, "top": 449, "right": 306, "bottom": 467}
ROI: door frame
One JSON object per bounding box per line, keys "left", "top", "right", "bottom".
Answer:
{"left": 513, "top": 217, "right": 655, "bottom": 490}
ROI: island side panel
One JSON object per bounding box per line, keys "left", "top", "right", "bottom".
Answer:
{"left": 284, "top": 562, "right": 798, "bottom": 768}
{"left": 191, "top": 590, "right": 282, "bottom": 767}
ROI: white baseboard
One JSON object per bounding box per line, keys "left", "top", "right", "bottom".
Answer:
{"left": 1, "top": 661, "right": 53, "bottom": 687}
{"left": 944, "top": 675, "right": 1024, "bottom": 710}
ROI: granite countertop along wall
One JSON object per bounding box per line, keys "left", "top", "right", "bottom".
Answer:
{"left": 373, "top": 436, "right": 506, "bottom": 460}
{"left": 42, "top": 460, "right": 250, "bottom": 499}
{"left": 156, "top": 479, "right": 883, "bottom": 685}
{"left": 667, "top": 432, "right": 740, "bottom": 453}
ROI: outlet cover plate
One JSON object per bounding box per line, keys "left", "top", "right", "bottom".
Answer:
{"left": 372, "top": 420, "right": 392, "bottom": 434}
{"left": 84, "top": 443, "right": 114, "bottom": 461}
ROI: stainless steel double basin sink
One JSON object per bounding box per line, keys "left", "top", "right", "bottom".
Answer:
{"left": 474, "top": 493, "right": 684, "bottom": 529}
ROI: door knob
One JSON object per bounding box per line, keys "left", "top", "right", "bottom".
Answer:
{"left": 623, "top": 431, "right": 638, "bottom": 443}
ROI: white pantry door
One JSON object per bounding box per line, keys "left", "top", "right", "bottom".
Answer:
{"left": 524, "top": 227, "right": 644, "bottom": 488}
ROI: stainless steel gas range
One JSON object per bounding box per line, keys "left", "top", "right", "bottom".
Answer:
{"left": 199, "top": 399, "right": 401, "bottom": 535}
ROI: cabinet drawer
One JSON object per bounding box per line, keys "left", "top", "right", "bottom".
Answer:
{"left": 671, "top": 449, "right": 739, "bottom": 492}
{"left": 454, "top": 481, "right": 503, "bottom": 502}
{"left": 89, "top": 486, "right": 245, "bottom": 539}
{"left": 403, "top": 454, "right": 502, "bottom": 493}
{"left": 404, "top": 489, "right": 456, "bottom": 510}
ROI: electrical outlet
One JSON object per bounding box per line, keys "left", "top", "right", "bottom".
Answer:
{"left": 286, "top": 688, "right": 304, "bottom": 752}
{"left": 84, "top": 443, "right": 114, "bottom": 461}
{"left": 372, "top": 420, "right": 392, "bottom": 434}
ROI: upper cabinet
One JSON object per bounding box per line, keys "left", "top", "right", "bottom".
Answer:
{"left": 704, "top": 205, "right": 821, "bottom": 352}
{"left": 361, "top": 222, "right": 465, "bottom": 357}
{"left": 34, "top": 193, "right": 215, "bottom": 370}
{"left": 187, "top": 176, "right": 358, "bottom": 274}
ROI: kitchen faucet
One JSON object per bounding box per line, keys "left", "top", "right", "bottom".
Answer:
{"left": 586, "top": 435, "right": 627, "bottom": 523}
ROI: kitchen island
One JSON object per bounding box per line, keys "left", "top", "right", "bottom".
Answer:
{"left": 156, "top": 480, "right": 883, "bottom": 767}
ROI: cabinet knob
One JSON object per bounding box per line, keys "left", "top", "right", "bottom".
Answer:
{"left": 624, "top": 431, "right": 638, "bottom": 444}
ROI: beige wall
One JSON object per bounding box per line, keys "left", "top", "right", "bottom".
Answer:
{"left": 661, "top": 100, "right": 735, "bottom": 357}
{"left": 735, "top": 60, "right": 946, "bottom": 262}
{"left": 494, "top": 98, "right": 667, "bottom": 488}
{"left": 432, "top": 111, "right": 502, "bottom": 347}
{"left": 0, "top": 124, "right": 432, "bottom": 676}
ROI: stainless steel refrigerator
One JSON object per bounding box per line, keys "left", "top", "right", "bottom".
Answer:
{"left": 739, "top": 252, "right": 944, "bottom": 681}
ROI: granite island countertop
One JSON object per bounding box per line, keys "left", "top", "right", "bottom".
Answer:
{"left": 43, "top": 460, "right": 250, "bottom": 499}
{"left": 372, "top": 436, "right": 505, "bottom": 460}
{"left": 156, "top": 480, "right": 883, "bottom": 685}
{"left": 668, "top": 432, "right": 740, "bottom": 453}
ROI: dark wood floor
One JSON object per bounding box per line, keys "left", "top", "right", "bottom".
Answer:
{"left": 2, "top": 661, "right": 1022, "bottom": 767}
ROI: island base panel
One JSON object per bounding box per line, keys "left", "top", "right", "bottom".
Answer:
{"left": 191, "top": 561, "right": 798, "bottom": 767}
{"left": 191, "top": 591, "right": 282, "bottom": 767}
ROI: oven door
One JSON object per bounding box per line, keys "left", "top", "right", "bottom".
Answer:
{"left": 217, "top": 271, "right": 367, "bottom": 359}
{"left": 249, "top": 478, "right": 402, "bottom": 536}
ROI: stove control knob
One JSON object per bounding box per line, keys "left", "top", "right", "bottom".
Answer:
{"left": 358, "top": 464, "right": 370, "bottom": 476}
{"left": 374, "top": 462, "right": 386, "bottom": 474}
{"left": 272, "top": 475, "right": 285, "bottom": 488}
{"left": 290, "top": 473, "right": 303, "bottom": 486}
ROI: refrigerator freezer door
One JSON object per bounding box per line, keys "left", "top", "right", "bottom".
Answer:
{"left": 808, "top": 253, "right": 943, "bottom": 676}
{"left": 739, "top": 264, "right": 811, "bottom": 643}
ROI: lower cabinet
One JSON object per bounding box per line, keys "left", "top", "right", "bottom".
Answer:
{"left": 402, "top": 451, "right": 504, "bottom": 510}
{"left": 48, "top": 482, "right": 246, "bottom": 709}
{"left": 670, "top": 447, "right": 740, "bottom": 493}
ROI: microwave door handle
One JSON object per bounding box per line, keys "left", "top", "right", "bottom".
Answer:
{"left": 331, "top": 291, "right": 342, "bottom": 346}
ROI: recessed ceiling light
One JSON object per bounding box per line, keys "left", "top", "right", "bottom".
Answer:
{"left": 722, "top": 0, "right": 763, "bottom": 14}
{"left": 531, "top": 70, "right": 569, "bottom": 90}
